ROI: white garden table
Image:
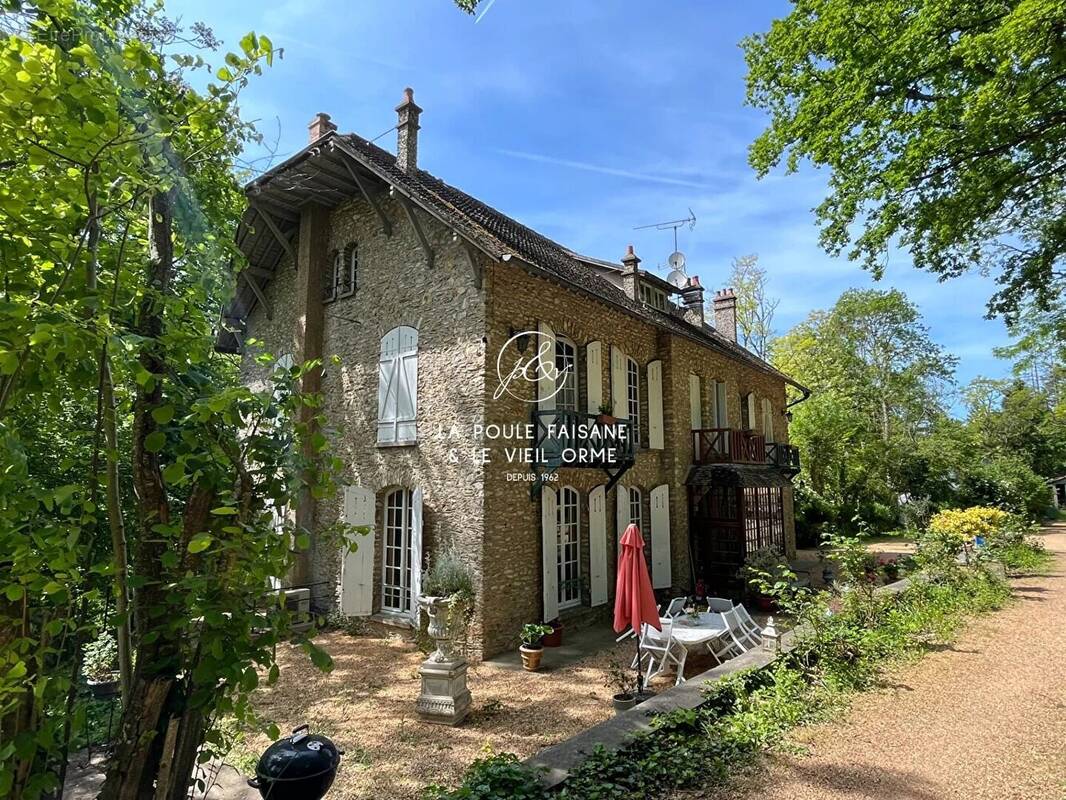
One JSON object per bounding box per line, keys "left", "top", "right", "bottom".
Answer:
{"left": 654, "top": 612, "right": 730, "bottom": 685}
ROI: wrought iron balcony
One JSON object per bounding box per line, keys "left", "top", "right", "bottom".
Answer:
{"left": 529, "top": 409, "right": 636, "bottom": 495}
{"left": 692, "top": 427, "right": 800, "bottom": 473}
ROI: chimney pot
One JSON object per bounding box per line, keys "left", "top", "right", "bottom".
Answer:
{"left": 680, "top": 276, "right": 705, "bottom": 327}
{"left": 620, "top": 245, "right": 641, "bottom": 301}
{"left": 713, "top": 287, "right": 738, "bottom": 343}
{"left": 308, "top": 112, "right": 337, "bottom": 143}
{"left": 395, "top": 87, "right": 423, "bottom": 173}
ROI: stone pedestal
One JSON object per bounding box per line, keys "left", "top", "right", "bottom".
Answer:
{"left": 416, "top": 657, "right": 471, "bottom": 726}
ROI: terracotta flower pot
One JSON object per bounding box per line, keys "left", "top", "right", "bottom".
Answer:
{"left": 519, "top": 645, "right": 543, "bottom": 671}
{"left": 542, "top": 621, "right": 563, "bottom": 647}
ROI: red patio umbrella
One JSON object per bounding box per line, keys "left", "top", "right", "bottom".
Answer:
{"left": 613, "top": 523, "right": 661, "bottom": 692}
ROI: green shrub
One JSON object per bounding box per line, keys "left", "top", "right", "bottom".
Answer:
{"left": 957, "top": 456, "right": 1052, "bottom": 520}
{"left": 423, "top": 753, "right": 548, "bottom": 800}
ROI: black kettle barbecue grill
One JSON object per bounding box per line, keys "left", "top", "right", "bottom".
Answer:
{"left": 248, "top": 724, "right": 344, "bottom": 799}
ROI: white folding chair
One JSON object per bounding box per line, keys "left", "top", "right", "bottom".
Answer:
{"left": 706, "top": 607, "right": 750, "bottom": 664}
{"left": 733, "top": 603, "right": 763, "bottom": 647}
{"left": 635, "top": 620, "right": 688, "bottom": 687}
{"left": 616, "top": 603, "right": 661, "bottom": 642}
{"left": 662, "top": 596, "right": 688, "bottom": 618}
{"left": 706, "top": 597, "right": 733, "bottom": 613}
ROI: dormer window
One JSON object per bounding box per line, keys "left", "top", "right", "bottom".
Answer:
{"left": 639, "top": 283, "right": 668, "bottom": 311}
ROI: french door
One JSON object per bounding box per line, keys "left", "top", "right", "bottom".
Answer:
{"left": 556, "top": 486, "right": 580, "bottom": 608}
{"left": 382, "top": 488, "right": 422, "bottom": 616}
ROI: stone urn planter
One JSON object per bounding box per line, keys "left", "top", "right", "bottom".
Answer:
{"left": 611, "top": 692, "right": 637, "bottom": 714}
{"left": 415, "top": 595, "right": 470, "bottom": 726}
{"left": 420, "top": 595, "right": 461, "bottom": 663}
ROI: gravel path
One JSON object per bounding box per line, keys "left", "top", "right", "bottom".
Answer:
{"left": 696, "top": 523, "right": 1066, "bottom": 800}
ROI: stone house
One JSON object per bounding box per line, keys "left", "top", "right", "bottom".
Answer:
{"left": 220, "top": 90, "right": 808, "bottom": 659}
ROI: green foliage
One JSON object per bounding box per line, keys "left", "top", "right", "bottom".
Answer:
{"left": 744, "top": 0, "right": 1066, "bottom": 318}
{"left": 423, "top": 753, "right": 548, "bottom": 800}
{"left": 82, "top": 631, "right": 119, "bottom": 683}
{"left": 422, "top": 546, "right": 476, "bottom": 604}
{"left": 957, "top": 454, "right": 1053, "bottom": 519}
{"left": 519, "top": 623, "right": 553, "bottom": 648}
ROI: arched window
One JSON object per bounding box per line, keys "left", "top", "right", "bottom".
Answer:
{"left": 382, "top": 488, "right": 414, "bottom": 613}
{"left": 557, "top": 486, "right": 580, "bottom": 608}
{"left": 377, "top": 326, "right": 419, "bottom": 444}
{"left": 555, "top": 335, "right": 578, "bottom": 413}
{"left": 626, "top": 357, "right": 640, "bottom": 445}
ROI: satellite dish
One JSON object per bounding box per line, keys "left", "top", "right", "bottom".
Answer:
{"left": 667, "top": 269, "right": 688, "bottom": 288}
{"left": 668, "top": 251, "right": 686, "bottom": 270}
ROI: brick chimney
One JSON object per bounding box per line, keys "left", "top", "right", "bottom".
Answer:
{"left": 621, "top": 244, "right": 641, "bottom": 301}
{"left": 680, "top": 276, "right": 705, "bottom": 327}
{"left": 713, "top": 288, "right": 737, "bottom": 342}
{"left": 395, "top": 87, "right": 422, "bottom": 173}
{"left": 308, "top": 112, "right": 336, "bottom": 143}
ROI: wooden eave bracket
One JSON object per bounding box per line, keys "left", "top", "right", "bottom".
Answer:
{"left": 335, "top": 152, "right": 393, "bottom": 237}
{"left": 243, "top": 272, "right": 272, "bottom": 320}
{"left": 460, "top": 239, "right": 483, "bottom": 290}
{"left": 396, "top": 193, "right": 435, "bottom": 269}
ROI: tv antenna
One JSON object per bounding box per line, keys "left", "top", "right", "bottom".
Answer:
{"left": 635, "top": 209, "right": 696, "bottom": 288}
{"left": 634, "top": 208, "right": 696, "bottom": 253}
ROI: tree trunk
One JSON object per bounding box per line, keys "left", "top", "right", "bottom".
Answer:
{"left": 100, "top": 187, "right": 177, "bottom": 800}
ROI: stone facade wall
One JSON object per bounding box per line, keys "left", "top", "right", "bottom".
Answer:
{"left": 240, "top": 192, "right": 490, "bottom": 652}
{"left": 480, "top": 263, "right": 797, "bottom": 657}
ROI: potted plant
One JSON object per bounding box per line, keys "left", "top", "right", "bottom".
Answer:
{"left": 541, "top": 617, "right": 564, "bottom": 647}
{"left": 84, "top": 632, "right": 120, "bottom": 698}
{"left": 604, "top": 653, "right": 639, "bottom": 714}
{"left": 595, "top": 402, "right": 616, "bottom": 426}
{"left": 518, "top": 623, "right": 553, "bottom": 671}
{"left": 419, "top": 546, "right": 475, "bottom": 663}
{"left": 743, "top": 546, "right": 790, "bottom": 611}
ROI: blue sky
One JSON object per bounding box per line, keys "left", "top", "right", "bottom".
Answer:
{"left": 170, "top": 0, "right": 1014, "bottom": 412}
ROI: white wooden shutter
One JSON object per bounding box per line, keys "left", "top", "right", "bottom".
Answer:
{"left": 377, "top": 328, "right": 400, "bottom": 443}
{"left": 410, "top": 487, "right": 423, "bottom": 621}
{"left": 377, "top": 326, "right": 418, "bottom": 443}
{"left": 610, "top": 346, "right": 627, "bottom": 418}
{"left": 538, "top": 321, "right": 556, "bottom": 409}
{"left": 746, "top": 393, "right": 757, "bottom": 431}
{"left": 615, "top": 484, "right": 630, "bottom": 540}
{"left": 586, "top": 341, "right": 603, "bottom": 413}
{"left": 340, "top": 485, "right": 375, "bottom": 616}
{"left": 715, "top": 381, "right": 728, "bottom": 428}
{"left": 650, "top": 484, "right": 672, "bottom": 589}
{"left": 762, "top": 398, "right": 774, "bottom": 441}
{"left": 541, "top": 486, "right": 559, "bottom": 622}
{"left": 589, "top": 485, "right": 608, "bottom": 606}
{"left": 688, "top": 373, "right": 701, "bottom": 430}
{"left": 647, "top": 360, "right": 664, "bottom": 449}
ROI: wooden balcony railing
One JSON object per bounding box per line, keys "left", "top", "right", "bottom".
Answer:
{"left": 692, "top": 428, "right": 799, "bottom": 472}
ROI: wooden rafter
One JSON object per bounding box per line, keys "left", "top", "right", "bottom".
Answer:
{"left": 250, "top": 202, "right": 297, "bottom": 267}
{"left": 243, "top": 273, "right": 272, "bottom": 319}
{"left": 396, "top": 194, "right": 434, "bottom": 269}
{"left": 246, "top": 193, "right": 298, "bottom": 222}
{"left": 334, "top": 150, "right": 392, "bottom": 237}
{"left": 461, "top": 239, "right": 483, "bottom": 290}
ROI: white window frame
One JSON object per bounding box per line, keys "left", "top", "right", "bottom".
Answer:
{"left": 377, "top": 326, "right": 419, "bottom": 445}
{"left": 339, "top": 242, "right": 357, "bottom": 298}
{"left": 557, "top": 486, "right": 581, "bottom": 609}
{"left": 628, "top": 486, "right": 643, "bottom": 531}
{"left": 381, "top": 488, "right": 413, "bottom": 614}
{"left": 626, "top": 357, "right": 640, "bottom": 447}
{"left": 554, "top": 335, "right": 579, "bottom": 413}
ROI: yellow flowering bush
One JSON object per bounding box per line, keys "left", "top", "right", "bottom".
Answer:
{"left": 927, "top": 507, "right": 1009, "bottom": 546}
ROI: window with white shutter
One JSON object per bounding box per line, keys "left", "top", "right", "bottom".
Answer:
{"left": 377, "top": 326, "right": 419, "bottom": 445}
{"left": 626, "top": 357, "right": 640, "bottom": 447}
{"left": 555, "top": 335, "right": 579, "bottom": 413}
{"left": 647, "top": 360, "right": 664, "bottom": 449}
{"left": 689, "top": 373, "right": 702, "bottom": 430}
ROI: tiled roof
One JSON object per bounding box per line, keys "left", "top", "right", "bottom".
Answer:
{"left": 236, "top": 131, "right": 806, "bottom": 392}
